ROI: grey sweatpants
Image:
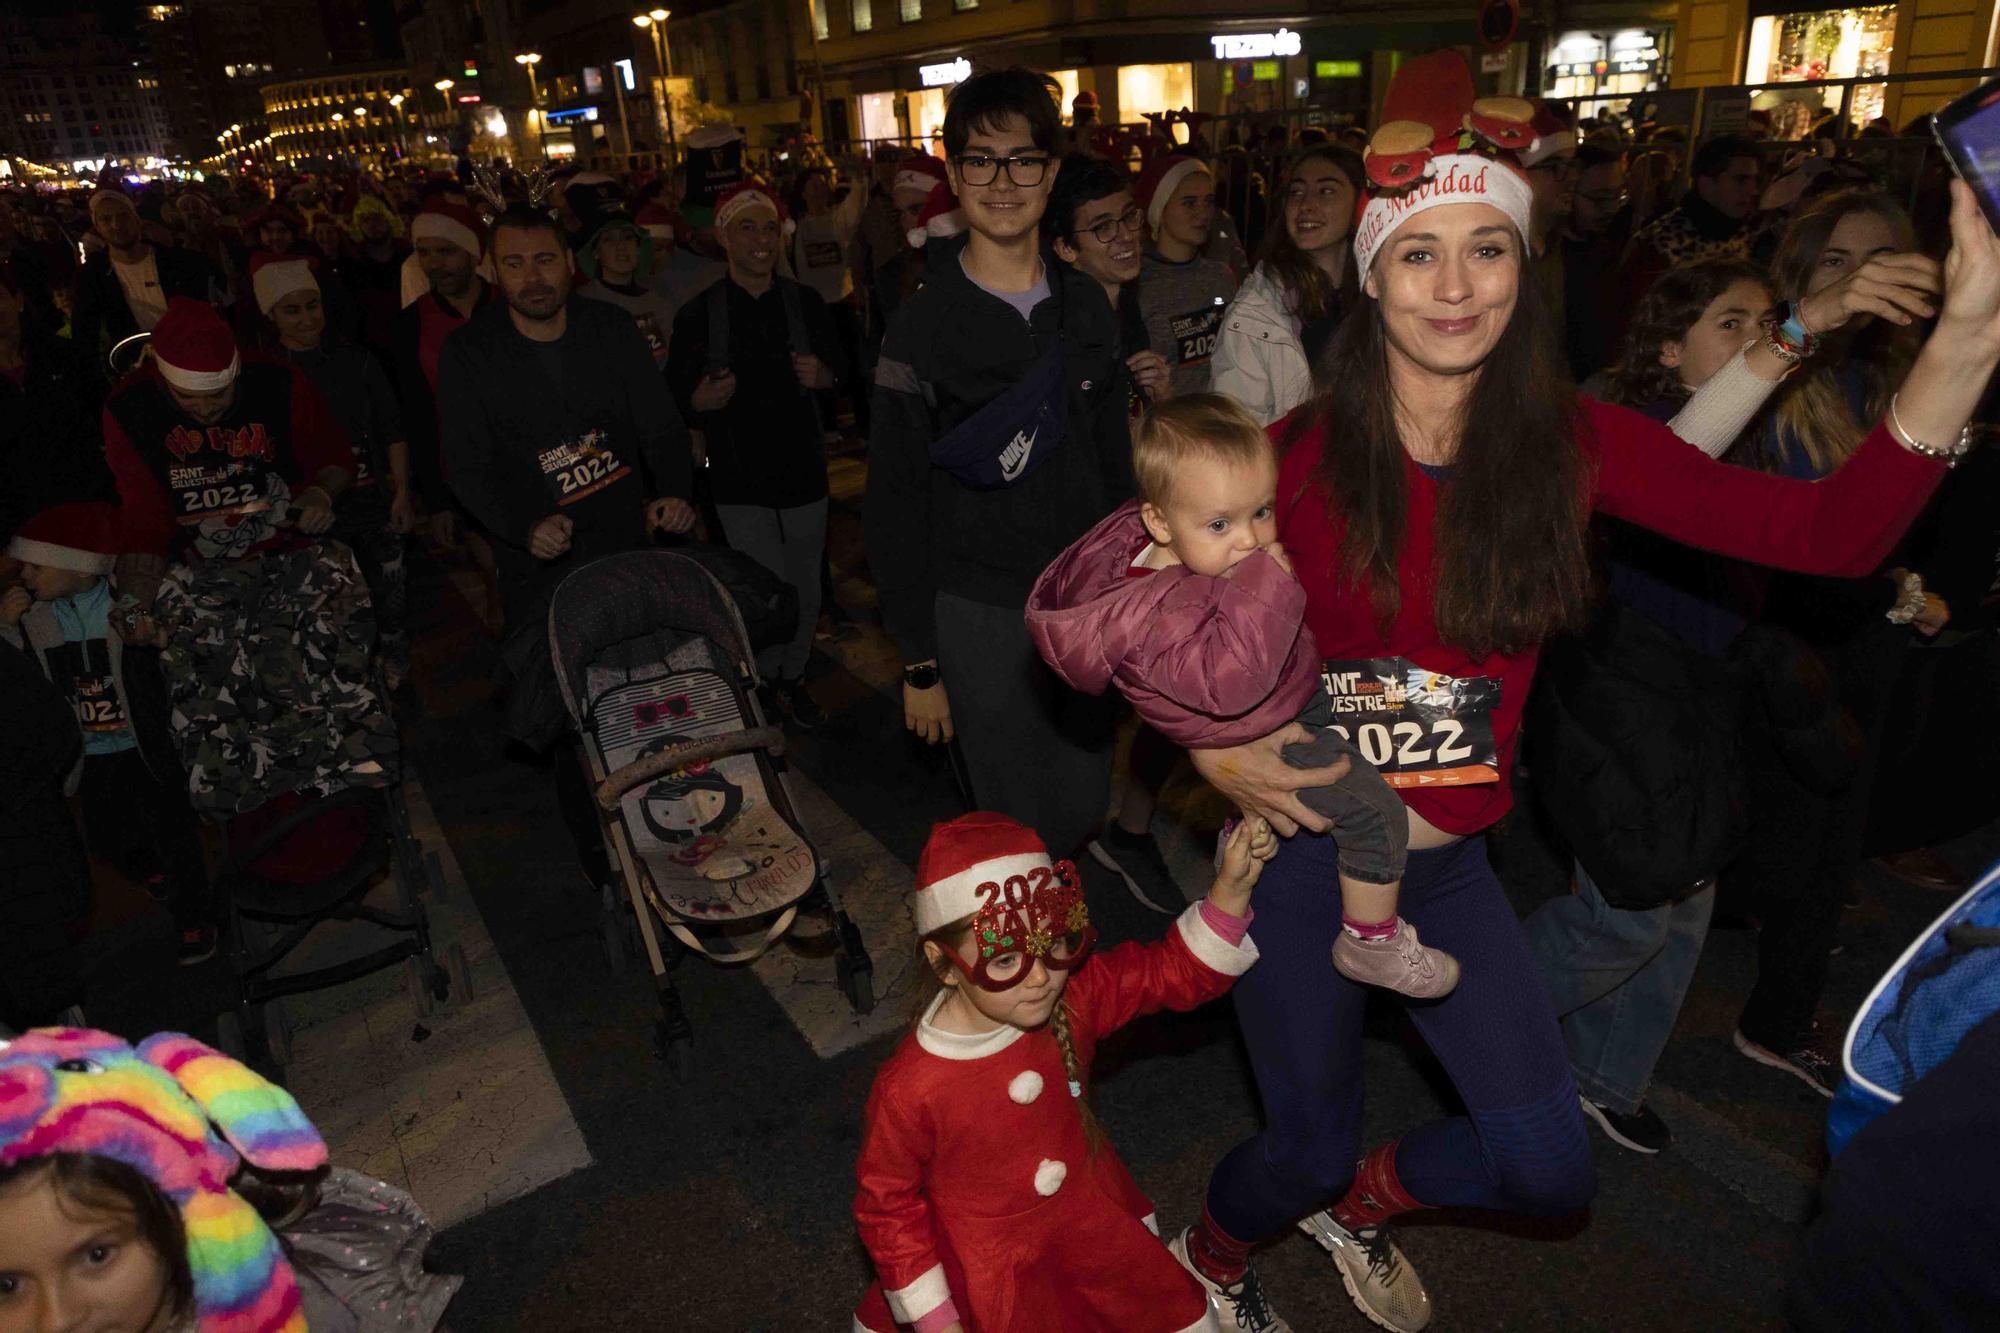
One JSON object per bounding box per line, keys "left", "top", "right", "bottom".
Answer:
{"left": 716, "top": 499, "right": 827, "bottom": 682}
{"left": 935, "top": 591, "right": 1118, "bottom": 859}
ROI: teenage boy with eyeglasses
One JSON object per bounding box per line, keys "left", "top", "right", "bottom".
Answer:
{"left": 865, "top": 68, "right": 1135, "bottom": 862}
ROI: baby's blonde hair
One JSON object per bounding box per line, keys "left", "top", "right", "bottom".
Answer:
{"left": 1133, "top": 392, "right": 1274, "bottom": 508}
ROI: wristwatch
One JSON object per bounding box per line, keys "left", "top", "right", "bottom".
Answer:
{"left": 903, "top": 663, "right": 940, "bottom": 690}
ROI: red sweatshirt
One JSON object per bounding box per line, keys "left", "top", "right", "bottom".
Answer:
{"left": 1274, "top": 396, "right": 1946, "bottom": 836}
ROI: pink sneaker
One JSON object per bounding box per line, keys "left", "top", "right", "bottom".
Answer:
{"left": 1332, "top": 921, "right": 1460, "bottom": 999}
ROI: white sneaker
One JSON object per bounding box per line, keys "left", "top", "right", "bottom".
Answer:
{"left": 1297, "top": 1211, "right": 1433, "bottom": 1332}
{"left": 1169, "top": 1228, "right": 1292, "bottom": 1332}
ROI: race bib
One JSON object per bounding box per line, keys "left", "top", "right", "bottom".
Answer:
{"left": 803, "top": 239, "right": 842, "bottom": 272}
{"left": 1318, "top": 657, "right": 1501, "bottom": 787}
{"left": 536, "top": 430, "right": 632, "bottom": 508}
{"left": 73, "top": 671, "right": 127, "bottom": 733}
{"left": 1170, "top": 302, "right": 1224, "bottom": 366}
{"left": 167, "top": 459, "right": 275, "bottom": 525}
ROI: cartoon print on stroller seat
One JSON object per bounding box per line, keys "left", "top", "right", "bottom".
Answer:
{"left": 550, "top": 549, "right": 875, "bottom": 1064}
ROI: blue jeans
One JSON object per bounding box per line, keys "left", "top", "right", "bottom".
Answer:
{"left": 1526, "top": 864, "right": 1715, "bottom": 1115}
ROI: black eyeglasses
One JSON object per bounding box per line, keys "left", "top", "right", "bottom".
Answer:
{"left": 1078, "top": 204, "right": 1145, "bottom": 245}
{"left": 953, "top": 153, "right": 1051, "bottom": 188}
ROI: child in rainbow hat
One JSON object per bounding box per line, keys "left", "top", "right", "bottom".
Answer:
{"left": 0, "top": 1027, "right": 457, "bottom": 1332}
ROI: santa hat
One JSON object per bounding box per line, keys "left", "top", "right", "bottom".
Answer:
{"left": 912, "top": 812, "right": 1062, "bottom": 936}
{"left": 906, "top": 180, "right": 965, "bottom": 249}
{"left": 1352, "top": 49, "right": 1537, "bottom": 284}
{"left": 244, "top": 201, "right": 307, "bottom": 237}
{"left": 410, "top": 200, "right": 487, "bottom": 259}
{"left": 1135, "top": 154, "right": 1210, "bottom": 232}
{"left": 893, "top": 152, "right": 949, "bottom": 198}
{"left": 714, "top": 181, "right": 792, "bottom": 236}
{"left": 634, "top": 201, "right": 679, "bottom": 244}
{"left": 151, "top": 297, "right": 240, "bottom": 393}
{"left": 7, "top": 501, "right": 118, "bottom": 575}
{"left": 1516, "top": 101, "right": 1578, "bottom": 169}
{"left": 1072, "top": 90, "right": 1099, "bottom": 112}
{"left": 248, "top": 251, "right": 319, "bottom": 314}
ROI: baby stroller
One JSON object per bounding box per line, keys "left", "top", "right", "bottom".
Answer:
{"left": 550, "top": 549, "right": 874, "bottom": 1068}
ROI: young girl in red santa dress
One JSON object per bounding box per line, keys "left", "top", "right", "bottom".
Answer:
{"left": 851, "top": 811, "right": 1274, "bottom": 1333}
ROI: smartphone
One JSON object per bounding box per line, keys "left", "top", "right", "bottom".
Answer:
{"left": 1932, "top": 73, "right": 2000, "bottom": 233}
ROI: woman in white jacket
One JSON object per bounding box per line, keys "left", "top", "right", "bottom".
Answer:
{"left": 1209, "top": 144, "right": 1364, "bottom": 425}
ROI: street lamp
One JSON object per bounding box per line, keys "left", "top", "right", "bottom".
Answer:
{"left": 515, "top": 52, "right": 545, "bottom": 161}
{"left": 632, "top": 9, "right": 676, "bottom": 163}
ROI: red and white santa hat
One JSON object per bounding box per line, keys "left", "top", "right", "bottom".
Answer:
{"left": 150, "top": 296, "right": 240, "bottom": 393}
{"left": 634, "top": 201, "right": 679, "bottom": 244}
{"left": 892, "top": 152, "right": 949, "bottom": 199}
{"left": 409, "top": 199, "right": 488, "bottom": 259}
{"left": 248, "top": 251, "right": 319, "bottom": 315}
{"left": 1516, "top": 100, "right": 1577, "bottom": 169}
{"left": 7, "top": 501, "right": 119, "bottom": 576}
{"left": 1352, "top": 49, "right": 1538, "bottom": 284}
{"left": 911, "top": 812, "right": 1056, "bottom": 935}
{"left": 713, "top": 182, "right": 793, "bottom": 236}
{"left": 906, "top": 180, "right": 965, "bottom": 249}
{"left": 1135, "top": 153, "right": 1211, "bottom": 232}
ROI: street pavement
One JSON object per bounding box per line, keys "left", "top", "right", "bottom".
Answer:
{"left": 66, "top": 451, "right": 1999, "bottom": 1331}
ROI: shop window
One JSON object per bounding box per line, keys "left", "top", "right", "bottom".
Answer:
{"left": 1745, "top": 6, "right": 1896, "bottom": 130}
{"left": 910, "top": 85, "right": 948, "bottom": 146}
{"left": 953, "top": 0, "right": 976, "bottom": 9}
{"left": 900, "top": 0, "right": 920, "bottom": 20}
{"left": 852, "top": 0, "right": 873, "bottom": 34}
{"left": 1047, "top": 68, "right": 1080, "bottom": 114}
{"left": 813, "top": 2, "right": 828, "bottom": 40}
{"left": 1118, "top": 63, "right": 1193, "bottom": 120}
{"left": 858, "top": 89, "right": 899, "bottom": 141}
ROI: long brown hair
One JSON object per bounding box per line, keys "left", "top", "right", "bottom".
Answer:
{"left": 1286, "top": 250, "right": 1594, "bottom": 658}
{"left": 1766, "top": 190, "right": 1921, "bottom": 474}
{"left": 1258, "top": 144, "right": 1364, "bottom": 325}
{"left": 913, "top": 917, "right": 1104, "bottom": 1157}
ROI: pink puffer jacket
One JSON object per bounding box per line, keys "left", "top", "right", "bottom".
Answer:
{"left": 1025, "top": 500, "right": 1321, "bottom": 748}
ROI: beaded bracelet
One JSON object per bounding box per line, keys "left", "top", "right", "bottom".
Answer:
{"left": 1887, "top": 393, "right": 1976, "bottom": 467}
{"left": 1773, "top": 302, "right": 1820, "bottom": 359}
{"left": 1885, "top": 570, "right": 1926, "bottom": 625}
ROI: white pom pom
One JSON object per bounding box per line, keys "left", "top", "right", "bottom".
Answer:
{"left": 1008, "top": 1070, "right": 1044, "bottom": 1104}
{"left": 1034, "top": 1158, "right": 1067, "bottom": 1197}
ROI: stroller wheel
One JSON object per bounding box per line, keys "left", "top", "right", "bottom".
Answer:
{"left": 263, "top": 1000, "right": 295, "bottom": 1068}
{"left": 406, "top": 955, "right": 440, "bottom": 1018}
{"left": 215, "top": 1009, "right": 247, "bottom": 1061}
{"left": 837, "top": 951, "right": 876, "bottom": 1015}
{"left": 444, "top": 943, "right": 474, "bottom": 1006}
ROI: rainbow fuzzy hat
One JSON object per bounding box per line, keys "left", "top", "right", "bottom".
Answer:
{"left": 0, "top": 1028, "right": 328, "bottom": 1333}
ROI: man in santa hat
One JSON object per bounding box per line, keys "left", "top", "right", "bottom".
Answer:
{"left": 666, "top": 181, "right": 845, "bottom": 729}
{"left": 100, "top": 296, "right": 398, "bottom": 815}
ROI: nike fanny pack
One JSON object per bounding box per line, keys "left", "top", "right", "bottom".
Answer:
{"left": 928, "top": 339, "right": 1068, "bottom": 490}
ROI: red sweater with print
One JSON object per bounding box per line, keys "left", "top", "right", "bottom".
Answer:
{"left": 1273, "top": 396, "right": 1946, "bottom": 836}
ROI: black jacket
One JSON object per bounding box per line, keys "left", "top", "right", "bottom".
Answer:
{"left": 665, "top": 274, "right": 845, "bottom": 508}
{"left": 437, "top": 294, "right": 693, "bottom": 614}
{"left": 0, "top": 336, "right": 115, "bottom": 542}
{"left": 391, "top": 282, "right": 497, "bottom": 511}
{"left": 69, "top": 244, "right": 223, "bottom": 358}
{"left": 0, "top": 638, "right": 89, "bottom": 1027}
{"left": 863, "top": 238, "right": 1134, "bottom": 661}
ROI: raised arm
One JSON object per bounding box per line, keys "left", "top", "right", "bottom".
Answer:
{"left": 1597, "top": 181, "right": 2000, "bottom": 575}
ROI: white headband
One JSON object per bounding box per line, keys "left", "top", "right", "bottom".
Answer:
{"left": 1352, "top": 154, "right": 1535, "bottom": 284}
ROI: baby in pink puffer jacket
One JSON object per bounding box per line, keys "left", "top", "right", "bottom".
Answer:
{"left": 1026, "top": 393, "right": 1458, "bottom": 999}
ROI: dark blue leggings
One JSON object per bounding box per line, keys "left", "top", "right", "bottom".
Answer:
{"left": 1206, "top": 833, "right": 1595, "bottom": 1240}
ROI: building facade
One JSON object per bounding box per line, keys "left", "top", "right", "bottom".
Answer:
{"left": 264, "top": 63, "right": 428, "bottom": 169}
{"left": 1672, "top": 0, "right": 2000, "bottom": 130}
{"left": 0, "top": 12, "right": 172, "bottom": 173}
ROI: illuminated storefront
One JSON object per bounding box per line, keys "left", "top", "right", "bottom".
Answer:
{"left": 1544, "top": 27, "right": 1674, "bottom": 118}
{"left": 1744, "top": 4, "right": 1897, "bottom": 129}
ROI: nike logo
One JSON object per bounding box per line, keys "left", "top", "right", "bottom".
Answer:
{"left": 999, "top": 426, "right": 1037, "bottom": 482}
